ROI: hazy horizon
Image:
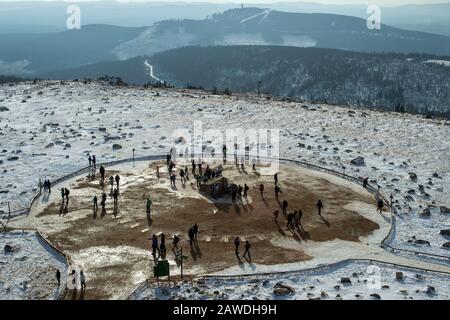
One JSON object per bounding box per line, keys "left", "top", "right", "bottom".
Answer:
{"left": 1, "top": 0, "right": 450, "bottom": 7}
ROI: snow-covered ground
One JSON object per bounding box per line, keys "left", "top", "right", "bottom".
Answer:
{"left": 130, "top": 260, "right": 450, "bottom": 300}
{"left": 0, "top": 231, "right": 67, "bottom": 299}
{"left": 425, "top": 59, "right": 450, "bottom": 67}
{"left": 1, "top": 80, "right": 449, "bottom": 299}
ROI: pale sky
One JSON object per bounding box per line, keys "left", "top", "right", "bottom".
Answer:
{"left": 0, "top": 0, "right": 449, "bottom": 6}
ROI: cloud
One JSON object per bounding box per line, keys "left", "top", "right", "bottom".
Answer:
{"left": 0, "top": 59, "right": 33, "bottom": 75}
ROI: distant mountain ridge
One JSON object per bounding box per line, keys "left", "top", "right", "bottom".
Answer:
{"left": 0, "top": 25, "right": 146, "bottom": 74}
{"left": 1, "top": 8, "right": 450, "bottom": 76}
{"left": 113, "top": 8, "right": 450, "bottom": 60}
{"left": 40, "top": 45, "right": 450, "bottom": 118}
{"left": 1, "top": 1, "right": 450, "bottom": 36}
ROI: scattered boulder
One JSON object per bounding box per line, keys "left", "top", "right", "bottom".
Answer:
{"left": 350, "top": 157, "right": 365, "bottom": 166}
{"left": 439, "top": 229, "right": 450, "bottom": 237}
{"left": 419, "top": 208, "right": 431, "bottom": 217}
{"left": 7, "top": 156, "right": 19, "bottom": 161}
{"left": 273, "top": 282, "right": 295, "bottom": 296}
{"left": 0, "top": 106, "right": 9, "bottom": 112}
{"left": 112, "top": 144, "right": 122, "bottom": 150}
{"left": 340, "top": 277, "right": 352, "bottom": 284}
{"left": 396, "top": 272, "right": 403, "bottom": 281}
{"left": 440, "top": 206, "right": 450, "bottom": 214}
{"left": 442, "top": 242, "right": 450, "bottom": 248}
{"left": 408, "top": 172, "right": 418, "bottom": 182}
{"left": 425, "top": 286, "right": 435, "bottom": 294}
{"left": 414, "top": 239, "right": 431, "bottom": 246}
{"left": 370, "top": 293, "right": 381, "bottom": 299}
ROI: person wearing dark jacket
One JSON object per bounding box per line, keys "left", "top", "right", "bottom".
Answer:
{"left": 234, "top": 236, "right": 240, "bottom": 255}
{"left": 243, "top": 241, "right": 251, "bottom": 261}
{"left": 316, "top": 200, "right": 324, "bottom": 216}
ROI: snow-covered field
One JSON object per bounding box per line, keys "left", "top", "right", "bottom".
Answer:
{"left": 130, "top": 260, "right": 450, "bottom": 300}
{"left": 0, "top": 231, "right": 67, "bottom": 299}
{"left": 425, "top": 59, "right": 450, "bottom": 67}
{"left": 0, "top": 80, "right": 449, "bottom": 299}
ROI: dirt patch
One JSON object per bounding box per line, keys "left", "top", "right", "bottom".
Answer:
{"left": 29, "top": 160, "right": 380, "bottom": 299}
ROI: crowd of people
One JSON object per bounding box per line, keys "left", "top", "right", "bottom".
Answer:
{"left": 42, "top": 148, "right": 392, "bottom": 291}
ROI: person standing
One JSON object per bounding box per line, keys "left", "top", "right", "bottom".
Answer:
{"left": 274, "top": 185, "right": 280, "bottom": 199}
{"left": 259, "top": 183, "right": 264, "bottom": 198}
{"left": 273, "top": 210, "right": 279, "bottom": 223}
{"left": 238, "top": 185, "right": 243, "bottom": 198}
{"left": 193, "top": 223, "right": 199, "bottom": 241}
{"left": 88, "top": 155, "right": 92, "bottom": 168}
{"left": 109, "top": 176, "right": 114, "bottom": 191}
{"left": 293, "top": 210, "right": 299, "bottom": 227}
{"left": 160, "top": 233, "right": 166, "bottom": 257}
{"left": 170, "top": 172, "right": 176, "bottom": 188}
{"left": 234, "top": 236, "right": 240, "bottom": 255}
{"left": 64, "top": 187, "right": 70, "bottom": 204}
{"left": 172, "top": 234, "right": 180, "bottom": 250}
{"left": 363, "top": 177, "right": 368, "bottom": 188}
{"left": 146, "top": 197, "right": 152, "bottom": 217}
{"left": 231, "top": 188, "right": 237, "bottom": 203}
{"left": 274, "top": 173, "right": 278, "bottom": 185}
{"left": 282, "top": 200, "right": 288, "bottom": 215}
{"left": 115, "top": 174, "right": 120, "bottom": 189}
{"left": 184, "top": 166, "right": 189, "bottom": 180}
{"left": 243, "top": 241, "right": 251, "bottom": 261}
{"left": 92, "top": 155, "right": 96, "bottom": 168}
{"left": 61, "top": 188, "right": 65, "bottom": 202}
{"left": 99, "top": 166, "right": 105, "bottom": 181}
{"left": 377, "top": 198, "right": 384, "bottom": 213}
{"left": 56, "top": 269, "right": 61, "bottom": 287}
{"left": 80, "top": 271, "right": 86, "bottom": 291}
{"left": 188, "top": 228, "right": 195, "bottom": 246}
{"left": 70, "top": 269, "right": 76, "bottom": 289}
{"left": 93, "top": 195, "right": 98, "bottom": 211}
{"left": 180, "top": 169, "right": 186, "bottom": 185}
{"left": 316, "top": 200, "right": 324, "bottom": 216}
{"left": 152, "top": 234, "right": 160, "bottom": 258}
{"left": 113, "top": 189, "right": 118, "bottom": 205}
{"left": 101, "top": 192, "right": 107, "bottom": 211}
{"left": 287, "top": 212, "right": 294, "bottom": 229}
{"left": 243, "top": 184, "right": 249, "bottom": 198}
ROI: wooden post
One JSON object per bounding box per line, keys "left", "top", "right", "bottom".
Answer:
{"left": 8, "top": 201, "right": 11, "bottom": 219}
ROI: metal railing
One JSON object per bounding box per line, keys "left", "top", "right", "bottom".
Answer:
{"left": 128, "top": 257, "right": 450, "bottom": 299}
{"left": 4, "top": 152, "right": 449, "bottom": 292}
